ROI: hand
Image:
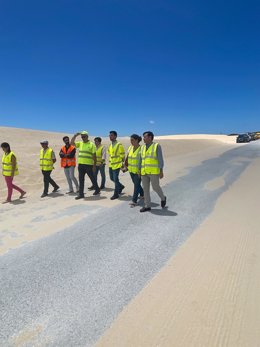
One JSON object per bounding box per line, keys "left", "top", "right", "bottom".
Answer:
{"left": 160, "top": 171, "right": 164, "bottom": 179}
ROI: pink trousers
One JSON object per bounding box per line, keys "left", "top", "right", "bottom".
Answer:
{"left": 4, "top": 176, "right": 24, "bottom": 201}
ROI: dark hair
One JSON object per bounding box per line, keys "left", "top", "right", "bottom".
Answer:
{"left": 130, "top": 134, "right": 142, "bottom": 143}
{"left": 94, "top": 137, "right": 102, "bottom": 142}
{"left": 1, "top": 142, "right": 11, "bottom": 151}
{"left": 63, "top": 136, "right": 69, "bottom": 141}
{"left": 109, "top": 130, "right": 117, "bottom": 137}
{"left": 143, "top": 131, "right": 154, "bottom": 140}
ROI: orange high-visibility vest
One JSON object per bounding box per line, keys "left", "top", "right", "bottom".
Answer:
{"left": 60, "top": 145, "right": 76, "bottom": 167}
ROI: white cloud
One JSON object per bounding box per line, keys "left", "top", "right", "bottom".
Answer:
{"left": 149, "top": 120, "right": 155, "bottom": 124}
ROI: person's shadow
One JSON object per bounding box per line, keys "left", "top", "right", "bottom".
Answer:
{"left": 140, "top": 202, "right": 177, "bottom": 216}
{"left": 102, "top": 187, "right": 114, "bottom": 192}
{"left": 50, "top": 192, "right": 64, "bottom": 198}
{"left": 10, "top": 199, "right": 26, "bottom": 205}
{"left": 118, "top": 194, "right": 132, "bottom": 202}
{"left": 150, "top": 207, "right": 177, "bottom": 216}
{"left": 84, "top": 195, "right": 107, "bottom": 201}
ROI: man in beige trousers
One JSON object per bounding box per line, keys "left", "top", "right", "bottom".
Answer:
{"left": 138, "top": 131, "right": 167, "bottom": 212}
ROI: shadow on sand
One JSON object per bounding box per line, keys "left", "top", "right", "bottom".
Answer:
{"left": 10, "top": 199, "right": 26, "bottom": 205}
{"left": 84, "top": 195, "right": 107, "bottom": 201}
{"left": 150, "top": 207, "right": 177, "bottom": 216}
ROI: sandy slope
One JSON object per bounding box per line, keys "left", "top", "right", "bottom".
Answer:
{"left": 95, "top": 159, "right": 260, "bottom": 347}
{"left": 2, "top": 127, "right": 259, "bottom": 346}
{"left": 0, "top": 127, "right": 237, "bottom": 255}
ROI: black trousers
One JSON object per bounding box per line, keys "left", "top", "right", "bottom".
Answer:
{"left": 42, "top": 170, "right": 59, "bottom": 194}
{"left": 78, "top": 164, "right": 99, "bottom": 197}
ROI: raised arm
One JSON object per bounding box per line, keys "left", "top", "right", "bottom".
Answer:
{"left": 71, "top": 132, "right": 80, "bottom": 146}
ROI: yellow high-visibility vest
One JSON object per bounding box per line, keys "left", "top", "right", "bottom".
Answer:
{"left": 77, "top": 141, "right": 95, "bottom": 165}
{"left": 141, "top": 143, "right": 160, "bottom": 175}
{"left": 40, "top": 148, "right": 54, "bottom": 171}
{"left": 127, "top": 145, "right": 141, "bottom": 174}
{"left": 2, "top": 151, "right": 19, "bottom": 176}
{"left": 108, "top": 142, "right": 125, "bottom": 169}
{"left": 96, "top": 145, "right": 104, "bottom": 166}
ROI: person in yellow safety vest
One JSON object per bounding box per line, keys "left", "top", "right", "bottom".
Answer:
{"left": 40, "top": 140, "right": 60, "bottom": 198}
{"left": 71, "top": 131, "right": 100, "bottom": 199}
{"left": 90, "top": 137, "right": 106, "bottom": 190}
{"left": 108, "top": 130, "right": 125, "bottom": 200}
{"left": 124, "top": 134, "right": 144, "bottom": 207}
{"left": 1, "top": 142, "right": 26, "bottom": 203}
{"left": 138, "top": 131, "right": 167, "bottom": 212}
{"left": 59, "top": 136, "right": 79, "bottom": 194}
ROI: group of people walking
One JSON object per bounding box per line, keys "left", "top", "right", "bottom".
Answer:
{"left": 1, "top": 130, "right": 166, "bottom": 212}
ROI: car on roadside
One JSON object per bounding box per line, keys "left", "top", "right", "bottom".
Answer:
{"left": 250, "top": 132, "right": 260, "bottom": 140}
{"left": 255, "top": 132, "right": 260, "bottom": 140}
{"left": 236, "top": 134, "right": 251, "bottom": 143}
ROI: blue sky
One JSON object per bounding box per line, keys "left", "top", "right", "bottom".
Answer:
{"left": 0, "top": 0, "right": 259, "bottom": 136}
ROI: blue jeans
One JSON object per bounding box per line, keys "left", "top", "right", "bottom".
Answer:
{"left": 94, "top": 164, "right": 106, "bottom": 188}
{"left": 64, "top": 166, "right": 79, "bottom": 192}
{"left": 109, "top": 167, "right": 124, "bottom": 196}
{"left": 130, "top": 172, "right": 144, "bottom": 203}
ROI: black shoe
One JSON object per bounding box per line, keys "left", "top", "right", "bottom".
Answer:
{"left": 110, "top": 195, "right": 119, "bottom": 200}
{"left": 41, "top": 193, "right": 48, "bottom": 198}
{"left": 52, "top": 186, "right": 60, "bottom": 193}
{"left": 161, "top": 196, "right": 167, "bottom": 208}
{"left": 100, "top": 185, "right": 105, "bottom": 190}
{"left": 75, "top": 196, "right": 84, "bottom": 200}
{"left": 119, "top": 185, "right": 125, "bottom": 194}
{"left": 140, "top": 207, "right": 151, "bottom": 213}
{"left": 93, "top": 190, "right": 100, "bottom": 196}
{"left": 88, "top": 186, "right": 94, "bottom": 191}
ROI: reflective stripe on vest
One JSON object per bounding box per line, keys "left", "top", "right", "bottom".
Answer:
{"left": 78, "top": 141, "right": 95, "bottom": 165}
{"left": 96, "top": 145, "right": 104, "bottom": 166}
{"left": 141, "top": 143, "right": 160, "bottom": 175}
{"left": 127, "top": 145, "right": 141, "bottom": 174}
{"left": 60, "top": 145, "right": 76, "bottom": 167}
{"left": 108, "top": 142, "right": 124, "bottom": 169}
{"left": 40, "top": 148, "right": 54, "bottom": 171}
{"left": 2, "top": 151, "right": 19, "bottom": 176}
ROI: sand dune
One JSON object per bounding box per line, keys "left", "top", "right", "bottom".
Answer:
{"left": 1, "top": 127, "right": 259, "bottom": 346}
{"left": 95, "top": 157, "right": 260, "bottom": 347}
{"left": 0, "top": 127, "right": 237, "bottom": 255}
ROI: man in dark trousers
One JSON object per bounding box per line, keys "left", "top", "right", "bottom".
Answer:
{"left": 71, "top": 131, "right": 100, "bottom": 199}
{"left": 40, "top": 140, "right": 59, "bottom": 198}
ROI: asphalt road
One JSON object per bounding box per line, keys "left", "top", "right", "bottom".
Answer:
{"left": 1, "top": 142, "right": 259, "bottom": 347}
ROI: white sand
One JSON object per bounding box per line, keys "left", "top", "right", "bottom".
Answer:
{"left": 0, "top": 127, "right": 237, "bottom": 255}
{"left": 95, "top": 158, "right": 260, "bottom": 347}
{"left": 1, "top": 127, "right": 259, "bottom": 346}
